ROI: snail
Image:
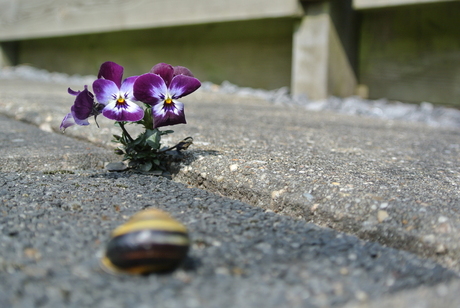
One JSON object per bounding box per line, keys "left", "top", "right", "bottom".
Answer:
{"left": 100, "top": 208, "right": 190, "bottom": 275}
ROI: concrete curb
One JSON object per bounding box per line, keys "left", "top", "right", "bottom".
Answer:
{"left": 2, "top": 79, "right": 460, "bottom": 270}
{"left": 1, "top": 79, "right": 460, "bottom": 307}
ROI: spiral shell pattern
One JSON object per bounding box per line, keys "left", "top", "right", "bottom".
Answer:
{"left": 101, "top": 208, "right": 189, "bottom": 275}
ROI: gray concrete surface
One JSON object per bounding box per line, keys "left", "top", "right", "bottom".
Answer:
{"left": 173, "top": 90, "right": 460, "bottom": 272}
{"left": 1, "top": 78, "right": 460, "bottom": 307}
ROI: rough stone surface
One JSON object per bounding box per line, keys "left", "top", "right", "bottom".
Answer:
{"left": 0, "top": 114, "right": 117, "bottom": 172}
{"left": 343, "top": 279, "right": 460, "bottom": 308}
{"left": 0, "top": 170, "right": 456, "bottom": 307}
{"left": 170, "top": 91, "right": 460, "bottom": 272}
{"left": 1, "top": 76, "right": 460, "bottom": 307}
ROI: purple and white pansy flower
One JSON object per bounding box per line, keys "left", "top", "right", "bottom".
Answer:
{"left": 60, "top": 60, "right": 202, "bottom": 172}
{"left": 133, "top": 63, "right": 201, "bottom": 128}
{"left": 93, "top": 61, "right": 144, "bottom": 122}
{"left": 60, "top": 86, "right": 102, "bottom": 131}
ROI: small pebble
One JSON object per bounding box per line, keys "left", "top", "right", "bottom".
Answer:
{"left": 105, "top": 162, "right": 128, "bottom": 172}
{"left": 438, "top": 216, "right": 449, "bottom": 223}
{"left": 377, "top": 210, "right": 389, "bottom": 223}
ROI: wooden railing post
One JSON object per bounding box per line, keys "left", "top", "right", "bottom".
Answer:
{"left": 0, "top": 42, "right": 18, "bottom": 68}
{"left": 292, "top": 1, "right": 357, "bottom": 100}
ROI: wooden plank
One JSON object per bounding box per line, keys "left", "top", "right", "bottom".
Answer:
{"left": 292, "top": 2, "right": 356, "bottom": 100}
{"left": 17, "top": 18, "right": 294, "bottom": 90}
{"left": 0, "top": 42, "right": 18, "bottom": 66}
{"left": 359, "top": 1, "right": 460, "bottom": 105}
{"left": 353, "top": 0, "right": 456, "bottom": 9}
{"left": 0, "top": 0, "right": 303, "bottom": 41}
{"left": 292, "top": 10, "right": 329, "bottom": 100}
{"left": 0, "top": 47, "right": 7, "bottom": 67}
{"left": 327, "top": 20, "right": 357, "bottom": 98}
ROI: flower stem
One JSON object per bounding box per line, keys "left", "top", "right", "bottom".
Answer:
{"left": 118, "top": 122, "right": 133, "bottom": 142}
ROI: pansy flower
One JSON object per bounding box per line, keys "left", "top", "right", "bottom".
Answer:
{"left": 60, "top": 86, "right": 103, "bottom": 131}
{"left": 133, "top": 63, "right": 201, "bottom": 128}
{"left": 92, "top": 61, "right": 144, "bottom": 122}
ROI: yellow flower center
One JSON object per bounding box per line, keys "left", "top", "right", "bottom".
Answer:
{"left": 117, "top": 97, "right": 126, "bottom": 105}
{"left": 165, "top": 98, "right": 173, "bottom": 104}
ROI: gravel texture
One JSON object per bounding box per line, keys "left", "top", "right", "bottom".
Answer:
{"left": 1, "top": 67, "right": 460, "bottom": 307}
{"left": 0, "top": 170, "right": 456, "bottom": 307}
{"left": 343, "top": 279, "right": 460, "bottom": 308}
{"left": 211, "top": 80, "right": 460, "bottom": 129}
{"left": 1, "top": 65, "right": 460, "bottom": 128}
{"left": 0, "top": 73, "right": 459, "bottom": 271}
{"left": 0, "top": 114, "right": 117, "bottom": 172}
{"left": 170, "top": 94, "right": 460, "bottom": 272}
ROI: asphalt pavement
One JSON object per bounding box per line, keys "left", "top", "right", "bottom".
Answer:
{"left": 0, "top": 78, "right": 460, "bottom": 307}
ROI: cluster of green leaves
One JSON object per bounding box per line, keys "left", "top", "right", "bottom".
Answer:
{"left": 112, "top": 122, "right": 174, "bottom": 172}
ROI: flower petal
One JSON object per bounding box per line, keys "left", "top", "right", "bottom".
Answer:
{"left": 71, "top": 106, "right": 91, "bottom": 126}
{"left": 169, "top": 75, "right": 201, "bottom": 99}
{"left": 72, "top": 87, "right": 95, "bottom": 121}
{"left": 120, "top": 76, "right": 138, "bottom": 101}
{"left": 60, "top": 113, "right": 76, "bottom": 131}
{"left": 68, "top": 87, "right": 81, "bottom": 96}
{"left": 98, "top": 61, "right": 124, "bottom": 88}
{"left": 150, "top": 63, "right": 174, "bottom": 86}
{"left": 173, "top": 66, "right": 194, "bottom": 78}
{"left": 102, "top": 100, "right": 144, "bottom": 122}
{"left": 93, "top": 79, "right": 118, "bottom": 105}
{"left": 133, "top": 73, "right": 167, "bottom": 106}
{"left": 152, "top": 100, "right": 186, "bottom": 128}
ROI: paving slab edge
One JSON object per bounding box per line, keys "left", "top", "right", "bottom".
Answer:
{"left": 1, "top": 107, "right": 457, "bottom": 274}
{"left": 172, "top": 160, "right": 459, "bottom": 273}
{"left": 0, "top": 79, "right": 458, "bottom": 274}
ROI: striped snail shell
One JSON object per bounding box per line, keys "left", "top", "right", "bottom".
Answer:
{"left": 100, "top": 208, "right": 189, "bottom": 275}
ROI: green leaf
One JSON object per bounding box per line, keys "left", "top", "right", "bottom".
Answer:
{"left": 144, "top": 128, "right": 156, "bottom": 138}
{"left": 145, "top": 129, "right": 161, "bottom": 149}
{"left": 139, "top": 161, "right": 153, "bottom": 172}
{"left": 120, "top": 134, "right": 131, "bottom": 146}
{"left": 133, "top": 152, "right": 155, "bottom": 160}
{"left": 160, "top": 130, "right": 174, "bottom": 135}
{"left": 114, "top": 148, "right": 125, "bottom": 155}
{"left": 131, "top": 135, "right": 144, "bottom": 146}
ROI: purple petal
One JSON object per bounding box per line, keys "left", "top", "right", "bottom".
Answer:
{"left": 150, "top": 63, "right": 174, "bottom": 86}
{"left": 98, "top": 61, "right": 124, "bottom": 88}
{"left": 169, "top": 75, "right": 201, "bottom": 99}
{"left": 68, "top": 87, "right": 81, "bottom": 96}
{"left": 120, "top": 76, "right": 138, "bottom": 100}
{"left": 133, "top": 73, "right": 167, "bottom": 106}
{"left": 60, "top": 113, "right": 76, "bottom": 131}
{"left": 71, "top": 106, "right": 91, "bottom": 126}
{"left": 173, "top": 66, "right": 194, "bottom": 78}
{"left": 93, "top": 79, "right": 118, "bottom": 105}
{"left": 72, "top": 87, "right": 95, "bottom": 121}
{"left": 102, "top": 101, "right": 144, "bottom": 122}
{"left": 152, "top": 100, "right": 186, "bottom": 128}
